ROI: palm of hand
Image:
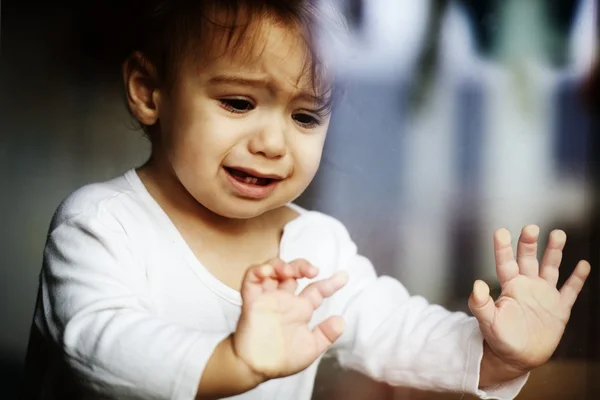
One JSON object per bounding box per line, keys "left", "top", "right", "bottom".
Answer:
{"left": 235, "top": 261, "right": 347, "bottom": 379}
{"left": 238, "top": 291, "right": 324, "bottom": 377}
{"left": 470, "top": 226, "right": 590, "bottom": 371}
{"left": 486, "top": 275, "right": 568, "bottom": 367}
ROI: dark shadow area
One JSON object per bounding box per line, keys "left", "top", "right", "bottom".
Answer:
{"left": 0, "top": 355, "right": 24, "bottom": 400}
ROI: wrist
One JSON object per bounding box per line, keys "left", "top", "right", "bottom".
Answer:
{"left": 228, "top": 334, "right": 269, "bottom": 388}
{"left": 479, "top": 341, "right": 529, "bottom": 388}
{"left": 196, "top": 335, "right": 267, "bottom": 399}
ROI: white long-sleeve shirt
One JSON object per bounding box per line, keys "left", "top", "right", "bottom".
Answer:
{"left": 22, "top": 169, "right": 528, "bottom": 399}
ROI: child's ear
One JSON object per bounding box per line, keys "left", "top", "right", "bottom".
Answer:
{"left": 123, "top": 52, "right": 161, "bottom": 126}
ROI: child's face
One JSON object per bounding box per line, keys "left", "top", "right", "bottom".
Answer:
{"left": 152, "top": 19, "right": 330, "bottom": 219}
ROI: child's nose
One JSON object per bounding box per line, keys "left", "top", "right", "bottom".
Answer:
{"left": 248, "top": 123, "right": 288, "bottom": 159}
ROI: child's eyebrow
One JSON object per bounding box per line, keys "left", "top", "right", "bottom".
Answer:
{"left": 207, "top": 74, "right": 271, "bottom": 89}
{"left": 207, "top": 74, "right": 324, "bottom": 107}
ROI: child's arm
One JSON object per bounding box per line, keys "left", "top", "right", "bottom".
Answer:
{"left": 38, "top": 215, "right": 230, "bottom": 399}
{"left": 316, "top": 219, "right": 588, "bottom": 399}
{"left": 39, "top": 214, "right": 347, "bottom": 399}
{"left": 329, "top": 253, "right": 499, "bottom": 397}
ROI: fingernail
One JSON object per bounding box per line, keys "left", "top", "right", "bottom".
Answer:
{"left": 336, "top": 271, "right": 349, "bottom": 284}
{"left": 260, "top": 264, "right": 273, "bottom": 276}
{"left": 496, "top": 229, "right": 511, "bottom": 245}
{"left": 551, "top": 229, "right": 567, "bottom": 242}
{"left": 525, "top": 224, "right": 540, "bottom": 236}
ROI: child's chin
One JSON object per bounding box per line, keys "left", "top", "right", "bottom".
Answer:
{"left": 210, "top": 200, "right": 278, "bottom": 220}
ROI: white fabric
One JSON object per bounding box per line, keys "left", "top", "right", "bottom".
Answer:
{"left": 26, "top": 169, "right": 528, "bottom": 399}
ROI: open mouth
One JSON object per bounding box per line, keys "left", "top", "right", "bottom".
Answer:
{"left": 224, "top": 167, "right": 280, "bottom": 187}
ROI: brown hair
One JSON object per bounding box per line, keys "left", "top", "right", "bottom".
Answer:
{"left": 83, "top": 1, "right": 343, "bottom": 135}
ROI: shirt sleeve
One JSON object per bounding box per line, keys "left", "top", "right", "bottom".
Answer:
{"left": 36, "top": 213, "right": 228, "bottom": 400}
{"left": 324, "top": 221, "right": 529, "bottom": 400}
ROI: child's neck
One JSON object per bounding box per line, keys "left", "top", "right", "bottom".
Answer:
{"left": 136, "top": 160, "right": 287, "bottom": 239}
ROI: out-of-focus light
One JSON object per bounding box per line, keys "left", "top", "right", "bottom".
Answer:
{"left": 318, "top": 0, "right": 432, "bottom": 80}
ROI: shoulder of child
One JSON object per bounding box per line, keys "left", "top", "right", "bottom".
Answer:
{"left": 282, "top": 204, "right": 358, "bottom": 273}
{"left": 49, "top": 173, "right": 135, "bottom": 233}
{"left": 286, "top": 204, "right": 352, "bottom": 241}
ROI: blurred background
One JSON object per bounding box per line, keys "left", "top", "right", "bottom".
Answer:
{"left": 1, "top": 0, "right": 598, "bottom": 399}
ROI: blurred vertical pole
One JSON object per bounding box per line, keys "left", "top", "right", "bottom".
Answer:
{"left": 585, "top": 15, "right": 599, "bottom": 399}
{"left": 408, "top": 0, "right": 449, "bottom": 111}
{"left": 546, "top": 0, "right": 584, "bottom": 67}
{"left": 449, "top": 81, "right": 486, "bottom": 304}
{"left": 572, "top": 1, "right": 600, "bottom": 398}
{"left": 550, "top": 0, "right": 593, "bottom": 367}
{"left": 456, "top": 0, "right": 502, "bottom": 57}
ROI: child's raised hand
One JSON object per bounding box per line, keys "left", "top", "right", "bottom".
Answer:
{"left": 468, "top": 226, "right": 591, "bottom": 377}
{"left": 233, "top": 258, "right": 348, "bottom": 380}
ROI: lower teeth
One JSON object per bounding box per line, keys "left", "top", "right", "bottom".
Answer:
{"left": 228, "top": 168, "right": 270, "bottom": 186}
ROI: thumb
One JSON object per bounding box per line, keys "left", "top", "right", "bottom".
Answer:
{"left": 468, "top": 280, "right": 496, "bottom": 327}
{"left": 311, "top": 316, "right": 345, "bottom": 355}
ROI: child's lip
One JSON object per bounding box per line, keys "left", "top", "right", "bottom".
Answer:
{"left": 223, "top": 168, "right": 280, "bottom": 199}
{"left": 224, "top": 166, "right": 285, "bottom": 180}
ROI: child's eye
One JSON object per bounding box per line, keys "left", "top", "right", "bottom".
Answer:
{"left": 219, "top": 99, "right": 255, "bottom": 113}
{"left": 293, "top": 113, "right": 321, "bottom": 129}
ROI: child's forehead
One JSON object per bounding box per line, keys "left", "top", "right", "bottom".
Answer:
{"left": 185, "top": 12, "right": 328, "bottom": 95}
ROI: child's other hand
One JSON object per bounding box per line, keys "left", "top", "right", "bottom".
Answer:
{"left": 234, "top": 258, "right": 348, "bottom": 380}
{"left": 468, "top": 226, "right": 591, "bottom": 375}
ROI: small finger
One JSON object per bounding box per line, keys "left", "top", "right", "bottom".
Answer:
{"left": 278, "top": 274, "right": 299, "bottom": 293}
{"left": 560, "top": 260, "right": 591, "bottom": 310}
{"left": 516, "top": 224, "right": 540, "bottom": 277}
{"left": 266, "top": 259, "right": 303, "bottom": 292}
{"left": 254, "top": 263, "right": 279, "bottom": 291}
{"left": 494, "top": 229, "right": 519, "bottom": 285}
{"left": 241, "top": 262, "right": 278, "bottom": 300}
{"left": 253, "top": 258, "right": 286, "bottom": 278}
{"left": 257, "top": 263, "right": 275, "bottom": 278}
{"left": 244, "top": 263, "right": 274, "bottom": 283}
{"left": 540, "top": 229, "right": 567, "bottom": 287}
{"left": 468, "top": 280, "right": 496, "bottom": 328}
{"left": 289, "top": 259, "right": 319, "bottom": 279}
{"left": 299, "top": 271, "right": 348, "bottom": 309}
{"left": 273, "top": 260, "right": 317, "bottom": 293}
{"left": 282, "top": 260, "right": 316, "bottom": 293}
{"left": 273, "top": 262, "right": 295, "bottom": 280}
{"left": 279, "top": 259, "right": 318, "bottom": 280}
